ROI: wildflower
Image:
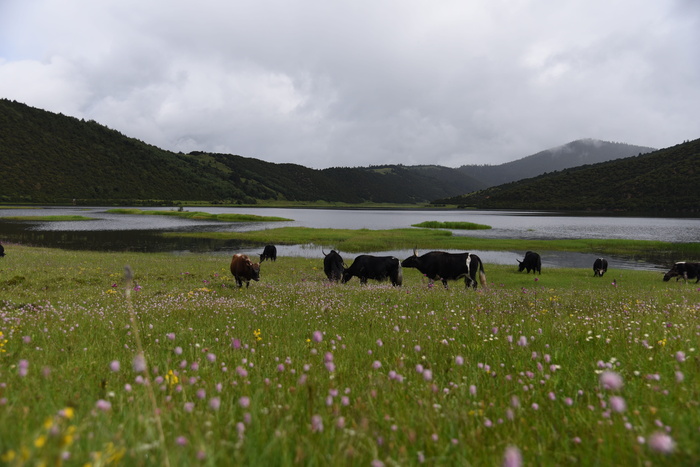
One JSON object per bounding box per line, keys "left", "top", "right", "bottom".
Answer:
{"left": 648, "top": 432, "right": 675, "bottom": 454}
{"left": 132, "top": 354, "right": 147, "bottom": 373}
{"left": 372, "top": 361, "right": 382, "bottom": 369}
{"left": 95, "top": 399, "right": 112, "bottom": 412}
{"left": 239, "top": 396, "right": 251, "bottom": 408}
{"left": 610, "top": 396, "right": 626, "bottom": 413}
{"left": 312, "top": 331, "right": 323, "bottom": 343}
{"left": 455, "top": 355, "right": 464, "bottom": 365}
{"left": 311, "top": 414, "right": 323, "bottom": 433}
{"left": 503, "top": 445, "right": 523, "bottom": 467}
{"left": 34, "top": 434, "right": 47, "bottom": 448}
{"left": 253, "top": 329, "right": 262, "bottom": 341}
{"left": 176, "top": 436, "right": 187, "bottom": 446}
{"left": 109, "top": 360, "right": 120, "bottom": 372}
{"left": 167, "top": 333, "right": 176, "bottom": 341}
{"left": 184, "top": 402, "right": 194, "bottom": 413}
{"left": 165, "top": 370, "right": 179, "bottom": 386}
{"left": 599, "top": 371, "right": 624, "bottom": 390}
{"left": 18, "top": 359, "right": 28, "bottom": 377}
{"left": 209, "top": 397, "right": 221, "bottom": 411}
{"left": 232, "top": 338, "right": 242, "bottom": 349}
{"left": 675, "top": 351, "right": 686, "bottom": 363}
{"left": 57, "top": 407, "right": 76, "bottom": 420}
{"left": 518, "top": 336, "right": 528, "bottom": 347}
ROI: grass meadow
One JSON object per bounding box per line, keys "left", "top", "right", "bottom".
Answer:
{"left": 0, "top": 245, "right": 698, "bottom": 466}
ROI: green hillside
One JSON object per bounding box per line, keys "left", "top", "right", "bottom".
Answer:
{"left": 0, "top": 99, "right": 483, "bottom": 205}
{"left": 433, "top": 139, "right": 700, "bottom": 213}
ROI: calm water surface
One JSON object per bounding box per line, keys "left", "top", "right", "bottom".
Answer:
{"left": 1, "top": 206, "right": 698, "bottom": 272}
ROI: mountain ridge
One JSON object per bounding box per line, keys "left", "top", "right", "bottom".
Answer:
{"left": 458, "top": 138, "right": 657, "bottom": 188}
{"left": 0, "top": 98, "right": 686, "bottom": 211}
{"left": 434, "top": 138, "right": 700, "bottom": 213}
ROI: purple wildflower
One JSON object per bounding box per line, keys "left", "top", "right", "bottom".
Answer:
{"left": 648, "top": 432, "right": 675, "bottom": 454}
{"left": 599, "top": 371, "right": 624, "bottom": 390}
{"left": 502, "top": 445, "right": 522, "bottom": 467}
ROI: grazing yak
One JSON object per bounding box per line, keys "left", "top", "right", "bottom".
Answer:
{"left": 517, "top": 251, "right": 541, "bottom": 274}
{"left": 0, "top": 242, "right": 4, "bottom": 257}
{"left": 260, "top": 245, "right": 277, "bottom": 262}
{"left": 342, "top": 255, "right": 403, "bottom": 286}
{"left": 322, "top": 249, "right": 345, "bottom": 282}
{"left": 593, "top": 258, "right": 608, "bottom": 277}
{"left": 402, "top": 249, "right": 486, "bottom": 289}
{"left": 230, "top": 254, "right": 261, "bottom": 288}
{"left": 663, "top": 262, "right": 700, "bottom": 283}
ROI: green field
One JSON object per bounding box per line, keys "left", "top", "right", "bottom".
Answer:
{"left": 0, "top": 246, "right": 697, "bottom": 465}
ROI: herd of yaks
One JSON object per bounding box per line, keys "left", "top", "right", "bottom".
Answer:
{"left": 227, "top": 243, "right": 700, "bottom": 288}
{"left": 0, "top": 242, "right": 694, "bottom": 289}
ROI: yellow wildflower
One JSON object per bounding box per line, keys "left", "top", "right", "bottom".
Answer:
{"left": 34, "top": 435, "right": 47, "bottom": 448}
{"left": 1, "top": 450, "right": 16, "bottom": 463}
{"left": 62, "top": 426, "right": 77, "bottom": 447}
{"left": 165, "top": 369, "right": 179, "bottom": 386}
{"left": 61, "top": 407, "right": 75, "bottom": 420}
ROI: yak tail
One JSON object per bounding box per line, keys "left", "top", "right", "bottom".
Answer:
{"left": 478, "top": 259, "right": 487, "bottom": 287}
{"left": 394, "top": 262, "right": 404, "bottom": 286}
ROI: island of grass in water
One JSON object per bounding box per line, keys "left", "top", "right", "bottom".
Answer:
{"left": 412, "top": 221, "right": 491, "bottom": 230}
{"left": 107, "top": 208, "right": 292, "bottom": 222}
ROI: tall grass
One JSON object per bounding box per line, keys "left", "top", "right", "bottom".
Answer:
{"left": 0, "top": 246, "right": 698, "bottom": 465}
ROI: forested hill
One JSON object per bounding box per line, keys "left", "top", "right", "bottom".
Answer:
{"left": 0, "top": 99, "right": 483, "bottom": 204}
{"left": 433, "top": 139, "right": 700, "bottom": 213}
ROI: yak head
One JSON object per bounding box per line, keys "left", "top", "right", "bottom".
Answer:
{"left": 401, "top": 248, "right": 420, "bottom": 268}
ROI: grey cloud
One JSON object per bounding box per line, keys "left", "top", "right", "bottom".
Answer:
{"left": 1, "top": 0, "right": 698, "bottom": 168}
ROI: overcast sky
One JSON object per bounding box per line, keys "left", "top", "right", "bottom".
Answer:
{"left": 1, "top": 1, "right": 698, "bottom": 168}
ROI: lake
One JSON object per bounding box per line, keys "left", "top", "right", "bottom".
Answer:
{"left": 1, "top": 206, "right": 699, "bottom": 272}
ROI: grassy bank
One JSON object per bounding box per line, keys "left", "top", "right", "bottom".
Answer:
{"left": 165, "top": 226, "right": 700, "bottom": 258}
{"left": 107, "top": 208, "right": 292, "bottom": 222}
{"left": 0, "top": 246, "right": 698, "bottom": 465}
